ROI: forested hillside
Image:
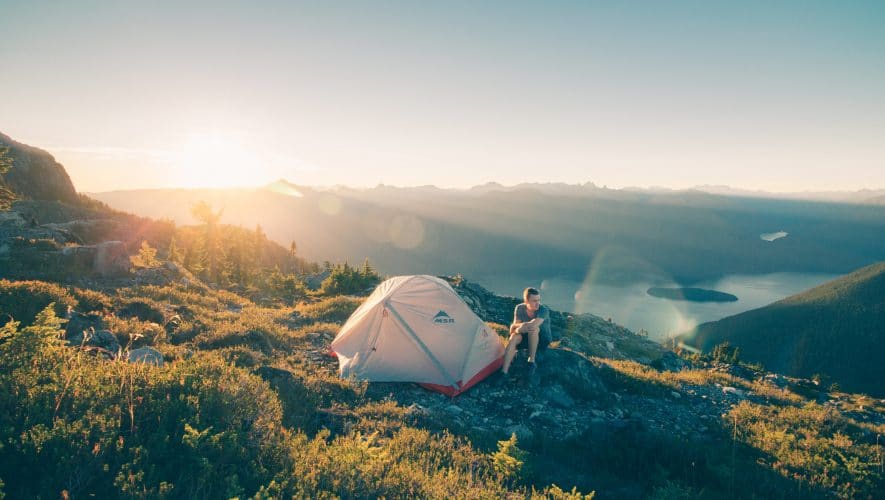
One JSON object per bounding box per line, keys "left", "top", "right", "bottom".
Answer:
{"left": 685, "top": 262, "right": 885, "bottom": 397}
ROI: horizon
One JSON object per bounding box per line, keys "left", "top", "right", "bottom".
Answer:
{"left": 3, "top": 1, "right": 885, "bottom": 192}
{"left": 81, "top": 176, "right": 885, "bottom": 197}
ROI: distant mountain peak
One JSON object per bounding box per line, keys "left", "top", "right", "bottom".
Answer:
{"left": 264, "top": 179, "right": 305, "bottom": 198}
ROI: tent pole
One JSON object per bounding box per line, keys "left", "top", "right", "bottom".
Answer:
{"left": 386, "top": 302, "right": 459, "bottom": 390}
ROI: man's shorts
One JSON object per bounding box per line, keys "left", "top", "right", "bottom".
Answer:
{"left": 515, "top": 329, "right": 551, "bottom": 351}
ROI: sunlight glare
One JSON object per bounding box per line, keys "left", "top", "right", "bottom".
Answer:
{"left": 172, "top": 132, "right": 264, "bottom": 188}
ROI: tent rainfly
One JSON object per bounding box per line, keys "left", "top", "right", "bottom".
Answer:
{"left": 331, "top": 275, "right": 504, "bottom": 396}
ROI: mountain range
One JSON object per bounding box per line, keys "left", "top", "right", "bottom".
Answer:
{"left": 90, "top": 179, "right": 885, "bottom": 288}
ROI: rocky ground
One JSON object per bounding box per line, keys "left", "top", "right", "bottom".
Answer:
{"left": 294, "top": 277, "right": 885, "bottom": 464}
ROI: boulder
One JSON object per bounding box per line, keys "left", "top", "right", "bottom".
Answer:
{"left": 546, "top": 384, "right": 576, "bottom": 409}
{"left": 94, "top": 241, "right": 129, "bottom": 276}
{"left": 653, "top": 351, "right": 688, "bottom": 372}
{"left": 540, "top": 348, "right": 610, "bottom": 403}
{"left": 504, "top": 423, "right": 534, "bottom": 443}
{"left": 64, "top": 311, "right": 106, "bottom": 338}
{"left": 67, "top": 327, "right": 121, "bottom": 354}
{"left": 127, "top": 347, "right": 164, "bottom": 366}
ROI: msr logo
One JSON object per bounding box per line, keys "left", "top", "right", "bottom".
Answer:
{"left": 433, "top": 310, "right": 455, "bottom": 324}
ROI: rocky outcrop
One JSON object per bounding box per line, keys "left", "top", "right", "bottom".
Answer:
{"left": 0, "top": 132, "right": 79, "bottom": 203}
{"left": 67, "top": 326, "right": 121, "bottom": 355}
{"left": 128, "top": 347, "right": 164, "bottom": 366}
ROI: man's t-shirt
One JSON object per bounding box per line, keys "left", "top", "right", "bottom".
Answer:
{"left": 513, "top": 303, "right": 552, "bottom": 350}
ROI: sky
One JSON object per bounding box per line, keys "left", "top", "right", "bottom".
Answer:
{"left": 1, "top": 0, "right": 884, "bottom": 192}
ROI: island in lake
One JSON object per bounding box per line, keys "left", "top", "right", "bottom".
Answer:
{"left": 647, "top": 287, "right": 739, "bottom": 303}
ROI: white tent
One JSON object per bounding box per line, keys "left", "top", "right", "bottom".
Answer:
{"left": 331, "top": 275, "right": 504, "bottom": 396}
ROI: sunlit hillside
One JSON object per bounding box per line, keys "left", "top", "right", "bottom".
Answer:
{"left": 685, "top": 261, "right": 885, "bottom": 397}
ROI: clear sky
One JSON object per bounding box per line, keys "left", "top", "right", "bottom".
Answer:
{"left": 2, "top": 1, "right": 883, "bottom": 192}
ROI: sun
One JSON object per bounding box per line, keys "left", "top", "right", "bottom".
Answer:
{"left": 171, "top": 132, "right": 265, "bottom": 188}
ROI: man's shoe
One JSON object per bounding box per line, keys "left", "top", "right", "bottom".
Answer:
{"left": 526, "top": 362, "right": 539, "bottom": 386}
{"left": 494, "top": 371, "right": 512, "bottom": 387}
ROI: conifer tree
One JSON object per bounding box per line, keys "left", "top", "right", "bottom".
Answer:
{"left": 0, "top": 145, "right": 17, "bottom": 210}
{"left": 167, "top": 236, "right": 183, "bottom": 264}
{"left": 190, "top": 201, "right": 224, "bottom": 282}
{"left": 130, "top": 240, "right": 160, "bottom": 268}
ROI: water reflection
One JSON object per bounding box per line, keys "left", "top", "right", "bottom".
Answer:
{"left": 478, "top": 272, "right": 839, "bottom": 341}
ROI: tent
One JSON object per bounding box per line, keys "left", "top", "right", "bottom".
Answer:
{"left": 331, "top": 275, "right": 504, "bottom": 396}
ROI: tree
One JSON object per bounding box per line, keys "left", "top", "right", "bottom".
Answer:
{"left": 130, "top": 240, "right": 160, "bottom": 269}
{"left": 0, "top": 145, "right": 17, "bottom": 210}
{"left": 289, "top": 241, "right": 299, "bottom": 273}
{"left": 319, "top": 260, "right": 381, "bottom": 295}
{"left": 492, "top": 434, "right": 527, "bottom": 484}
{"left": 190, "top": 201, "right": 224, "bottom": 282}
{"left": 167, "top": 236, "right": 183, "bottom": 264}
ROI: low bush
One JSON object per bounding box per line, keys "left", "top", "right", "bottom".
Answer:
{"left": 0, "top": 279, "right": 75, "bottom": 326}
{"left": 296, "top": 296, "right": 362, "bottom": 324}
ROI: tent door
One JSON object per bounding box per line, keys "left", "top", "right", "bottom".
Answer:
{"left": 386, "top": 303, "right": 459, "bottom": 389}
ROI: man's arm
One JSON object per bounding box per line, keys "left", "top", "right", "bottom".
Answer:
{"left": 511, "top": 317, "right": 544, "bottom": 334}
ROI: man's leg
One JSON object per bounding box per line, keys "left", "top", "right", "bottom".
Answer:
{"left": 526, "top": 327, "right": 539, "bottom": 364}
{"left": 502, "top": 333, "right": 523, "bottom": 374}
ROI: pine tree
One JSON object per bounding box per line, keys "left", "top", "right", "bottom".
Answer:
{"left": 190, "top": 201, "right": 224, "bottom": 282}
{"left": 167, "top": 236, "right": 183, "bottom": 264}
{"left": 0, "top": 145, "right": 17, "bottom": 210}
{"left": 289, "top": 241, "right": 299, "bottom": 273}
{"left": 130, "top": 240, "right": 160, "bottom": 268}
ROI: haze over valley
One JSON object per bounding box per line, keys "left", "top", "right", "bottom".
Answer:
{"left": 91, "top": 181, "right": 885, "bottom": 337}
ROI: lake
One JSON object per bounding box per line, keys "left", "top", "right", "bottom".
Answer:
{"left": 475, "top": 272, "right": 839, "bottom": 341}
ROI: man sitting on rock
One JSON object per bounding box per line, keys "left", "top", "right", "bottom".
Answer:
{"left": 498, "top": 287, "right": 551, "bottom": 385}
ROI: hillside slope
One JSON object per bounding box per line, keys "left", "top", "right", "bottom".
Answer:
{"left": 684, "top": 262, "right": 885, "bottom": 396}
{"left": 0, "top": 132, "right": 79, "bottom": 203}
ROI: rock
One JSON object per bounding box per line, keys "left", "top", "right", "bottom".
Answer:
{"left": 128, "top": 347, "right": 164, "bottom": 366}
{"left": 653, "top": 351, "right": 688, "bottom": 372}
{"left": 68, "top": 327, "right": 121, "bottom": 354}
{"left": 504, "top": 424, "right": 534, "bottom": 443}
{"left": 670, "top": 391, "right": 682, "bottom": 399}
{"left": 547, "top": 384, "right": 576, "bottom": 409}
{"left": 540, "top": 348, "right": 610, "bottom": 403}
{"left": 722, "top": 386, "right": 745, "bottom": 397}
{"left": 256, "top": 366, "right": 297, "bottom": 384}
{"left": 94, "top": 241, "right": 130, "bottom": 276}
{"left": 64, "top": 310, "right": 106, "bottom": 339}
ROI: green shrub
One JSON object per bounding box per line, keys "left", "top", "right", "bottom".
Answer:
{"left": 0, "top": 309, "right": 293, "bottom": 498}
{"left": 729, "top": 400, "right": 882, "bottom": 498}
{"left": 70, "top": 287, "right": 114, "bottom": 313}
{"left": 296, "top": 296, "right": 362, "bottom": 324}
{"left": 130, "top": 240, "right": 161, "bottom": 269}
{"left": 493, "top": 433, "right": 528, "bottom": 484}
{"left": 116, "top": 297, "right": 166, "bottom": 323}
{"left": 318, "top": 261, "right": 381, "bottom": 296}
{"left": 0, "top": 279, "right": 76, "bottom": 326}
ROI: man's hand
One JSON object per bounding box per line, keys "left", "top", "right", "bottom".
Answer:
{"left": 511, "top": 318, "right": 544, "bottom": 335}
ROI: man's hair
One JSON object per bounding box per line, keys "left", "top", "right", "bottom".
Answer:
{"left": 523, "top": 287, "right": 540, "bottom": 301}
